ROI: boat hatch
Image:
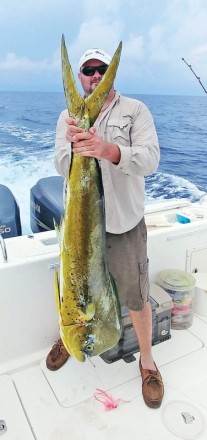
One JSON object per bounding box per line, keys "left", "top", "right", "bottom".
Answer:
{"left": 0, "top": 375, "right": 34, "bottom": 439}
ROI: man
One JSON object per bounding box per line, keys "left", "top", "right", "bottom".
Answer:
{"left": 46, "top": 47, "right": 164, "bottom": 409}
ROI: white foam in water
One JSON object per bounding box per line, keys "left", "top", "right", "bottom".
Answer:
{"left": 0, "top": 115, "right": 59, "bottom": 234}
{"left": 1, "top": 92, "right": 206, "bottom": 236}
{"left": 145, "top": 172, "right": 204, "bottom": 202}
{"left": 0, "top": 154, "right": 58, "bottom": 235}
{"left": 0, "top": 122, "right": 55, "bottom": 146}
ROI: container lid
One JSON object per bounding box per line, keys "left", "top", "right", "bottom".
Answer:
{"left": 157, "top": 269, "right": 195, "bottom": 292}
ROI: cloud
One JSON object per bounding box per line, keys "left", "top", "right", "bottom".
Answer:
{"left": 83, "top": 0, "right": 121, "bottom": 18}
{"left": 0, "top": 52, "right": 60, "bottom": 72}
{"left": 0, "top": 0, "right": 207, "bottom": 94}
{"left": 67, "top": 17, "right": 123, "bottom": 58}
{"left": 123, "top": 36, "right": 144, "bottom": 61}
{"left": 193, "top": 44, "right": 207, "bottom": 56}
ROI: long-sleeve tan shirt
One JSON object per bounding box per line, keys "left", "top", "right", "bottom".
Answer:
{"left": 54, "top": 91, "right": 160, "bottom": 234}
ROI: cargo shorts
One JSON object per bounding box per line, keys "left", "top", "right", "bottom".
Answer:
{"left": 106, "top": 217, "right": 150, "bottom": 311}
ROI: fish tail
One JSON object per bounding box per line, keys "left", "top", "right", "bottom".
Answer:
{"left": 61, "top": 34, "right": 85, "bottom": 120}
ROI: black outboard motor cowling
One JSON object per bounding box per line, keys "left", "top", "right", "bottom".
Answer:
{"left": 0, "top": 184, "right": 22, "bottom": 238}
{"left": 30, "top": 176, "right": 64, "bottom": 233}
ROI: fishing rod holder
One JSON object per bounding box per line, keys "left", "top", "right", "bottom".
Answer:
{"left": 0, "top": 234, "right": 8, "bottom": 263}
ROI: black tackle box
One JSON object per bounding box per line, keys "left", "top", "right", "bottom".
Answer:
{"left": 100, "top": 283, "right": 173, "bottom": 363}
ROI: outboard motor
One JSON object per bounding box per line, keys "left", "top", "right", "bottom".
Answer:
{"left": 0, "top": 184, "right": 22, "bottom": 238}
{"left": 30, "top": 176, "right": 64, "bottom": 233}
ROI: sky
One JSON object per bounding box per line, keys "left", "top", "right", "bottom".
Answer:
{"left": 1, "top": 0, "right": 207, "bottom": 96}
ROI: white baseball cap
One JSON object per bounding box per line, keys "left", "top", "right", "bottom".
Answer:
{"left": 79, "top": 48, "right": 112, "bottom": 69}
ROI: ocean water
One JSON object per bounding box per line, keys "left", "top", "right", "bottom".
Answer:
{"left": 0, "top": 91, "right": 206, "bottom": 234}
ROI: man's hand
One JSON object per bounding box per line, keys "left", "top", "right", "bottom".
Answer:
{"left": 65, "top": 117, "right": 84, "bottom": 142}
{"left": 65, "top": 117, "right": 120, "bottom": 164}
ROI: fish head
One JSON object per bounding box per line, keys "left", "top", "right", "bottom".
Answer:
{"left": 60, "top": 324, "right": 86, "bottom": 362}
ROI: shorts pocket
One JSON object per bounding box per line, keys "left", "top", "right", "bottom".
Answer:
{"left": 138, "top": 258, "right": 149, "bottom": 302}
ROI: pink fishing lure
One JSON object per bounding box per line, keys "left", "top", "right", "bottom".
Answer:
{"left": 94, "top": 388, "right": 129, "bottom": 411}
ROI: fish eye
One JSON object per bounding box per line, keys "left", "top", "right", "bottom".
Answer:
{"left": 84, "top": 335, "right": 94, "bottom": 354}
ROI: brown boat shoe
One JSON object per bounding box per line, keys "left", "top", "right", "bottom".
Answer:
{"left": 139, "top": 358, "right": 164, "bottom": 409}
{"left": 46, "top": 339, "right": 70, "bottom": 371}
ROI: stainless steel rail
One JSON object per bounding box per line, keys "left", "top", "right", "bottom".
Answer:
{"left": 0, "top": 235, "right": 8, "bottom": 262}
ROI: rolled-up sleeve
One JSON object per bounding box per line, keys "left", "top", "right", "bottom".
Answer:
{"left": 54, "top": 109, "right": 71, "bottom": 178}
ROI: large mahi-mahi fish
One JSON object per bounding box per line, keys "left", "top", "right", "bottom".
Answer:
{"left": 54, "top": 35, "right": 122, "bottom": 362}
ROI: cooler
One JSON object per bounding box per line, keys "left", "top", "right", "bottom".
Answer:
{"left": 100, "top": 283, "right": 173, "bottom": 364}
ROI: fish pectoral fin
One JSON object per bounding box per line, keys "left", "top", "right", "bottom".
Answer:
{"left": 79, "top": 303, "right": 96, "bottom": 321}
{"left": 54, "top": 214, "right": 65, "bottom": 247}
{"left": 54, "top": 270, "right": 61, "bottom": 313}
{"left": 85, "top": 41, "right": 122, "bottom": 125}
{"left": 91, "top": 325, "right": 121, "bottom": 356}
{"left": 53, "top": 218, "right": 61, "bottom": 246}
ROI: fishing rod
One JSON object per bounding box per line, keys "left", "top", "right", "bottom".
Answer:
{"left": 182, "top": 57, "right": 207, "bottom": 94}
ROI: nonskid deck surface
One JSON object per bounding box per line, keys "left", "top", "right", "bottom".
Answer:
{"left": 1, "top": 315, "right": 207, "bottom": 440}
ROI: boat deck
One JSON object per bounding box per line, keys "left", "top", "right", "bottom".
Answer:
{"left": 1, "top": 201, "right": 207, "bottom": 439}
{"left": 1, "top": 314, "right": 207, "bottom": 440}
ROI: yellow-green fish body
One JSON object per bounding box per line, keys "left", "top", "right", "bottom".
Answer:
{"left": 55, "top": 36, "right": 122, "bottom": 362}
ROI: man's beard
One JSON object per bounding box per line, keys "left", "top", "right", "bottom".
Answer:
{"left": 88, "top": 81, "right": 100, "bottom": 95}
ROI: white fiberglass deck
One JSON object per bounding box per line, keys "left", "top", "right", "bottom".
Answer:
{"left": 1, "top": 201, "right": 207, "bottom": 439}
{"left": 1, "top": 314, "right": 207, "bottom": 440}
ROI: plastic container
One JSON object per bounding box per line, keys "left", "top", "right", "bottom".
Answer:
{"left": 176, "top": 213, "right": 191, "bottom": 224}
{"left": 193, "top": 273, "right": 207, "bottom": 317}
{"left": 156, "top": 269, "right": 196, "bottom": 329}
